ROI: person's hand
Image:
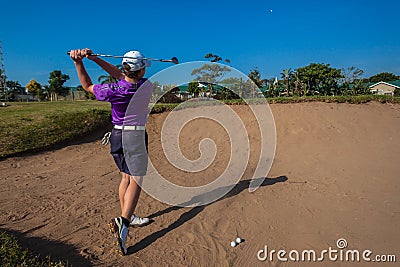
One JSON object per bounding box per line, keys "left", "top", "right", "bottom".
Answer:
{"left": 69, "top": 49, "right": 86, "bottom": 63}
{"left": 83, "top": 48, "right": 97, "bottom": 60}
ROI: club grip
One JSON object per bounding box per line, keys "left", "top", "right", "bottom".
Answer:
{"left": 66, "top": 51, "right": 95, "bottom": 56}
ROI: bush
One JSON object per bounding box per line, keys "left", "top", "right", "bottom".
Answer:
{"left": 0, "top": 231, "right": 66, "bottom": 267}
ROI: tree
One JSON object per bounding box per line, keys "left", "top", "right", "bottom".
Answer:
{"left": 6, "top": 80, "right": 22, "bottom": 101}
{"left": 291, "top": 71, "right": 302, "bottom": 96}
{"left": 352, "top": 79, "right": 370, "bottom": 95}
{"left": 369, "top": 72, "right": 399, "bottom": 83}
{"left": 192, "top": 64, "right": 231, "bottom": 83}
{"left": 219, "top": 77, "right": 246, "bottom": 99}
{"left": 201, "top": 53, "right": 231, "bottom": 96}
{"left": 217, "top": 86, "right": 240, "bottom": 100}
{"left": 187, "top": 81, "right": 202, "bottom": 98}
{"left": 248, "top": 68, "right": 263, "bottom": 88}
{"left": 48, "top": 70, "right": 70, "bottom": 100}
{"left": 77, "top": 85, "right": 95, "bottom": 100}
{"left": 263, "top": 77, "right": 281, "bottom": 98}
{"left": 204, "top": 53, "right": 230, "bottom": 63}
{"left": 0, "top": 69, "right": 5, "bottom": 88}
{"left": 191, "top": 63, "right": 231, "bottom": 97}
{"left": 281, "top": 68, "right": 293, "bottom": 96}
{"left": 296, "top": 63, "right": 343, "bottom": 96}
{"left": 0, "top": 69, "right": 6, "bottom": 102}
{"left": 26, "top": 79, "right": 43, "bottom": 101}
{"left": 152, "top": 81, "right": 163, "bottom": 101}
{"left": 6, "top": 80, "right": 21, "bottom": 92}
{"left": 248, "top": 68, "right": 267, "bottom": 98}
{"left": 394, "top": 87, "right": 400, "bottom": 97}
{"left": 340, "top": 66, "right": 365, "bottom": 95}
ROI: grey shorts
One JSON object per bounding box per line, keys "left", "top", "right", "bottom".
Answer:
{"left": 110, "top": 128, "right": 148, "bottom": 176}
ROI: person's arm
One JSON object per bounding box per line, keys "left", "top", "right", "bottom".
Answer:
{"left": 75, "top": 61, "right": 94, "bottom": 93}
{"left": 91, "top": 57, "right": 124, "bottom": 80}
{"left": 69, "top": 50, "right": 94, "bottom": 93}
{"left": 84, "top": 49, "right": 124, "bottom": 80}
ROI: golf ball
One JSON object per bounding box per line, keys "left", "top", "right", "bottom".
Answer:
{"left": 236, "top": 237, "right": 242, "bottom": 243}
{"left": 230, "top": 241, "right": 237, "bottom": 247}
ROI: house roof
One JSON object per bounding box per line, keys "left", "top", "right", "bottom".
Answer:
{"left": 177, "top": 83, "right": 229, "bottom": 92}
{"left": 369, "top": 80, "right": 400, "bottom": 89}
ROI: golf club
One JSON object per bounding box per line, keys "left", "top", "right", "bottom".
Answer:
{"left": 67, "top": 51, "right": 179, "bottom": 64}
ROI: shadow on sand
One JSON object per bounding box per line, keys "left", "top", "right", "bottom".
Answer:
{"left": 128, "top": 175, "right": 288, "bottom": 254}
{"left": 0, "top": 228, "right": 93, "bottom": 267}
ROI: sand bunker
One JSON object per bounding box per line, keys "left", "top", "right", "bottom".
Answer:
{"left": 1, "top": 102, "right": 399, "bottom": 266}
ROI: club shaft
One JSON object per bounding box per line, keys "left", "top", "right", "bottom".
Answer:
{"left": 67, "top": 51, "right": 177, "bottom": 63}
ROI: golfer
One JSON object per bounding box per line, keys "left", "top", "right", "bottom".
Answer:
{"left": 69, "top": 48, "right": 152, "bottom": 255}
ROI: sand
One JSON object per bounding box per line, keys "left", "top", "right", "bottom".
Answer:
{"left": 1, "top": 102, "right": 399, "bottom": 266}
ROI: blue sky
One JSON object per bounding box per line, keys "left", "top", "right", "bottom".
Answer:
{"left": 1, "top": 0, "right": 399, "bottom": 87}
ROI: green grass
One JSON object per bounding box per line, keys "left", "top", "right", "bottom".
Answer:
{"left": 150, "top": 95, "right": 400, "bottom": 108}
{"left": 264, "top": 95, "right": 400, "bottom": 104}
{"left": 0, "top": 101, "right": 111, "bottom": 159}
{"left": 150, "top": 103, "right": 178, "bottom": 113}
{"left": 0, "top": 231, "right": 66, "bottom": 267}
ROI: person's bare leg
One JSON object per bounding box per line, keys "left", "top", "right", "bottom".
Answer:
{"left": 118, "top": 172, "right": 130, "bottom": 211}
{"left": 121, "top": 175, "right": 142, "bottom": 220}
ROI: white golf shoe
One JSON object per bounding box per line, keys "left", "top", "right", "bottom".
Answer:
{"left": 130, "top": 214, "right": 150, "bottom": 227}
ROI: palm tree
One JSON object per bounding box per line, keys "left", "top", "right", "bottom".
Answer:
{"left": 269, "top": 77, "right": 279, "bottom": 97}
{"left": 292, "top": 71, "right": 301, "bottom": 96}
{"left": 98, "top": 64, "right": 122, "bottom": 84}
{"left": 281, "top": 68, "right": 293, "bottom": 96}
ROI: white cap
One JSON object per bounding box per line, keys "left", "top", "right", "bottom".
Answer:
{"left": 122, "top": 50, "right": 151, "bottom": 71}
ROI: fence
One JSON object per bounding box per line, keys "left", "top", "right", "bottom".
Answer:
{"left": 14, "top": 91, "right": 87, "bottom": 102}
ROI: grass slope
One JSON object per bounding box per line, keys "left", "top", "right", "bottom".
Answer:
{"left": 0, "top": 101, "right": 111, "bottom": 159}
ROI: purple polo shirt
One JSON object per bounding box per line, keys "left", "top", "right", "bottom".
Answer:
{"left": 93, "top": 78, "right": 153, "bottom": 126}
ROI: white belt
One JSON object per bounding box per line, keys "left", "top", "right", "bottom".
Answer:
{"left": 114, "top": 125, "right": 145, "bottom": 130}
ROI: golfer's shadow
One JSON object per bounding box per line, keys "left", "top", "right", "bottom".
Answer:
{"left": 127, "top": 176, "right": 287, "bottom": 254}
